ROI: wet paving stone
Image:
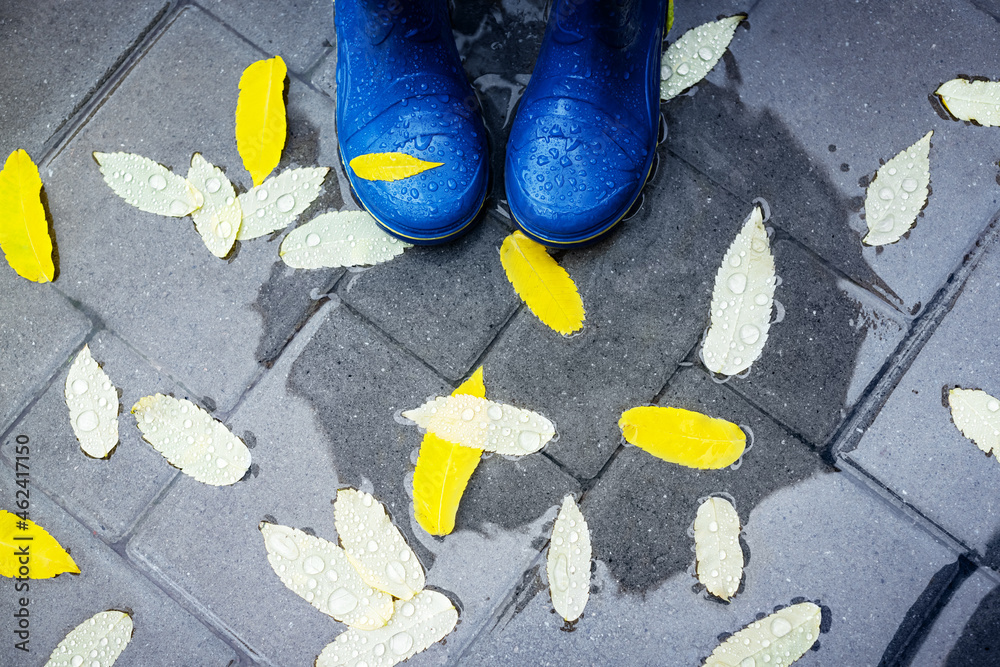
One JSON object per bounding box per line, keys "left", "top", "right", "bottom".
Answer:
{"left": 0, "top": 473, "right": 237, "bottom": 666}
{"left": 845, "top": 237, "right": 1000, "bottom": 570}
{"left": 43, "top": 6, "right": 344, "bottom": 415}
{"left": 0, "top": 331, "right": 182, "bottom": 543}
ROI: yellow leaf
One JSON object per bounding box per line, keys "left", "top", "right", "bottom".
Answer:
{"left": 618, "top": 406, "right": 745, "bottom": 469}
{"left": 500, "top": 231, "right": 585, "bottom": 335}
{"left": 0, "top": 510, "right": 80, "bottom": 579}
{"left": 349, "top": 152, "right": 443, "bottom": 181}
{"left": 666, "top": 0, "right": 674, "bottom": 36}
{"left": 0, "top": 149, "right": 54, "bottom": 282}
{"left": 412, "top": 367, "right": 485, "bottom": 536}
{"left": 236, "top": 56, "right": 287, "bottom": 186}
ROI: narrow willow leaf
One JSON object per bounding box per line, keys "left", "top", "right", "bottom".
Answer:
{"left": 863, "top": 131, "right": 932, "bottom": 246}
{"left": 660, "top": 15, "right": 744, "bottom": 101}
{"left": 65, "top": 345, "right": 119, "bottom": 458}
{"left": 0, "top": 510, "right": 79, "bottom": 579}
{"left": 705, "top": 602, "right": 822, "bottom": 666}
{"left": 236, "top": 167, "right": 328, "bottom": 240}
{"left": 935, "top": 78, "right": 1000, "bottom": 126}
{"left": 0, "top": 149, "right": 54, "bottom": 282}
{"left": 412, "top": 368, "right": 486, "bottom": 536}
{"left": 316, "top": 590, "right": 458, "bottom": 667}
{"left": 334, "top": 489, "right": 424, "bottom": 600}
{"left": 236, "top": 55, "right": 287, "bottom": 186}
{"left": 547, "top": 496, "right": 591, "bottom": 622}
{"left": 949, "top": 388, "right": 1000, "bottom": 461}
{"left": 349, "top": 152, "right": 443, "bottom": 182}
{"left": 259, "top": 522, "right": 393, "bottom": 630}
{"left": 44, "top": 610, "right": 133, "bottom": 667}
{"left": 131, "top": 394, "right": 251, "bottom": 486}
{"left": 665, "top": 0, "right": 674, "bottom": 36}
{"left": 499, "top": 230, "right": 585, "bottom": 335}
{"left": 619, "top": 406, "right": 745, "bottom": 469}
{"left": 694, "top": 497, "right": 743, "bottom": 601}
{"left": 94, "top": 152, "right": 203, "bottom": 217}
{"left": 187, "top": 153, "right": 241, "bottom": 257}
{"left": 279, "top": 210, "right": 410, "bottom": 269}
{"left": 702, "top": 205, "right": 775, "bottom": 376}
{"left": 403, "top": 394, "right": 555, "bottom": 456}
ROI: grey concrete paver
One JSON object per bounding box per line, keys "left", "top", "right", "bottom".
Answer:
{"left": 0, "top": 331, "right": 181, "bottom": 542}
{"left": 665, "top": 0, "right": 1000, "bottom": 314}
{"left": 43, "top": 6, "right": 344, "bottom": 415}
{"left": 845, "top": 236, "right": 1000, "bottom": 569}
{"left": 0, "top": 273, "right": 91, "bottom": 436}
{"left": 128, "top": 303, "right": 578, "bottom": 665}
{"left": 0, "top": 465, "right": 237, "bottom": 666}
{"left": 910, "top": 568, "right": 999, "bottom": 667}
{"left": 0, "top": 0, "right": 168, "bottom": 158}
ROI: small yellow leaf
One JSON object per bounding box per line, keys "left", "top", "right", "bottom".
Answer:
{"left": 666, "top": 0, "right": 674, "bottom": 36}
{"left": 0, "top": 149, "right": 54, "bottom": 282}
{"left": 500, "top": 230, "right": 585, "bottom": 335}
{"left": 618, "top": 406, "right": 745, "bottom": 469}
{"left": 0, "top": 510, "right": 80, "bottom": 579}
{"left": 45, "top": 610, "right": 133, "bottom": 667}
{"left": 236, "top": 56, "right": 287, "bottom": 186}
{"left": 349, "top": 152, "right": 443, "bottom": 181}
{"left": 935, "top": 78, "right": 1000, "bottom": 127}
{"left": 706, "top": 602, "right": 821, "bottom": 666}
{"left": 412, "top": 367, "right": 486, "bottom": 536}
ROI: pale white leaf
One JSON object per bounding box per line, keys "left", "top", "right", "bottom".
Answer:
{"left": 705, "top": 602, "right": 821, "bottom": 666}
{"left": 44, "top": 610, "right": 133, "bottom": 667}
{"left": 863, "top": 131, "right": 932, "bottom": 246}
{"left": 187, "top": 153, "right": 241, "bottom": 257}
{"left": 660, "top": 15, "right": 744, "bottom": 101}
{"left": 547, "top": 495, "right": 591, "bottom": 622}
{"left": 94, "top": 151, "right": 203, "bottom": 217}
{"left": 402, "top": 394, "right": 555, "bottom": 456}
{"left": 237, "top": 167, "right": 329, "bottom": 240}
{"left": 702, "top": 205, "right": 775, "bottom": 376}
{"left": 949, "top": 387, "right": 1000, "bottom": 460}
{"left": 936, "top": 78, "right": 1000, "bottom": 127}
{"left": 694, "top": 496, "right": 743, "bottom": 601}
{"left": 279, "top": 210, "right": 410, "bottom": 269}
{"left": 64, "top": 345, "right": 119, "bottom": 458}
{"left": 333, "top": 489, "right": 424, "bottom": 600}
{"left": 131, "top": 394, "right": 251, "bottom": 486}
{"left": 259, "top": 522, "right": 393, "bottom": 630}
{"left": 316, "top": 590, "right": 458, "bottom": 667}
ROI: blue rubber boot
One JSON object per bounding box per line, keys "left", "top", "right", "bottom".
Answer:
{"left": 505, "top": 0, "right": 668, "bottom": 247}
{"left": 335, "top": 0, "right": 489, "bottom": 245}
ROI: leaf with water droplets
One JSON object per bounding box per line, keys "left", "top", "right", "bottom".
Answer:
{"left": 316, "top": 589, "right": 458, "bottom": 667}
{"left": 334, "top": 489, "right": 424, "bottom": 600}
{"left": 236, "top": 55, "right": 287, "bottom": 186}
{"left": 412, "top": 367, "right": 485, "bottom": 536}
{"left": 702, "top": 205, "right": 775, "bottom": 376}
{"left": 187, "top": 153, "right": 241, "bottom": 257}
{"left": 65, "top": 345, "right": 119, "bottom": 458}
{"left": 0, "top": 149, "right": 54, "bottom": 282}
{"left": 705, "top": 602, "right": 821, "bottom": 666}
{"left": 131, "top": 394, "right": 251, "bottom": 486}
{"left": 949, "top": 387, "right": 1000, "bottom": 462}
{"left": 660, "top": 15, "right": 744, "bottom": 101}
{"left": 499, "top": 230, "right": 585, "bottom": 336}
{"left": 403, "top": 394, "right": 555, "bottom": 456}
{"left": 618, "top": 406, "right": 745, "bottom": 469}
{"left": 237, "top": 167, "right": 329, "bottom": 240}
{"left": 935, "top": 78, "right": 1000, "bottom": 127}
{"left": 44, "top": 610, "right": 133, "bottom": 667}
{"left": 94, "top": 151, "right": 203, "bottom": 217}
{"left": 259, "top": 522, "right": 393, "bottom": 630}
{"left": 279, "top": 210, "right": 410, "bottom": 269}
{"left": 694, "top": 497, "right": 743, "bottom": 601}
{"left": 0, "top": 510, "right": 79, "bottom": 579}
{"left": 547, "top": 495, "right": 591, "bottom": 622}
{"left": 863, "top": 131, "right": 932, "bottom": 246}
{"left": 349, "top": 152, "right": 443, "bottom": 182}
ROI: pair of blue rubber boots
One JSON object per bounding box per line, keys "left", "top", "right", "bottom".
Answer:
{"left": 335, "top": 0, "right": 668, "bottom": 247}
